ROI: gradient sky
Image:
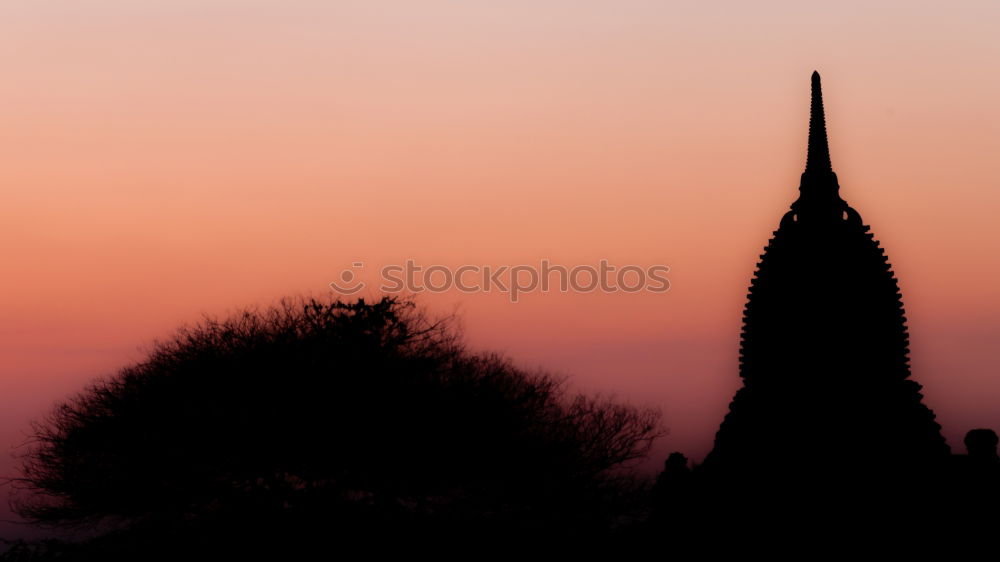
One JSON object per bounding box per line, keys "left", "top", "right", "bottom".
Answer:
{"left": 2, "top": 0, "right": 999, "bottom": 537}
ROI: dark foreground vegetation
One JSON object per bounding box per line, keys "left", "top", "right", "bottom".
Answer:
{"left": 4, "top": 297, "right": 662, "bottom": 559}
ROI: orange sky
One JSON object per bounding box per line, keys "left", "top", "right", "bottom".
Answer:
{"left": 2, "top": 0, "right": 999, "bottom": 536}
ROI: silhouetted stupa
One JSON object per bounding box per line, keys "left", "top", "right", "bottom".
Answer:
{"left": 705, "top": 72, "right": 950, "bottom": 480}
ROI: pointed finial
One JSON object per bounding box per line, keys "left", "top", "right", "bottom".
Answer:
{"left": 790, "top": 71, "right": 847, "bottom": 223}
{"left": 805, "top": 71, "right": 832, "bottom": 173}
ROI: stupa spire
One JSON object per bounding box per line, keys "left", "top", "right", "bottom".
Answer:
{"left": 805, "top": 71, "right": 832, "bottom": 173}
{"left": 792, "top": 71, "right": 844, "bottom": 220}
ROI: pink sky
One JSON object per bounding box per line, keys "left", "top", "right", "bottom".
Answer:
{"left": 2, "top": 0, "right": 999, "bottom": 537}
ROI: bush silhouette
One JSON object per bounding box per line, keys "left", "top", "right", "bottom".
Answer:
{"left": 12, "top": 296, "right": 661, "bottom": 553}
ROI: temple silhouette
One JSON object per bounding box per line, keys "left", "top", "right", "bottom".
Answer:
{"left": 702, "top": 72, "right": 951, "bottom": 483}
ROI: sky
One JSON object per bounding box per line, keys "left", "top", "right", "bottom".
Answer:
{"left": 2, "top": 0, "right": 999, "bottom": 537}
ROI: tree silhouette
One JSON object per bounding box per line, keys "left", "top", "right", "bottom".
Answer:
{"left": 11, "top": 296, "right": 662, "bottom": 555}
